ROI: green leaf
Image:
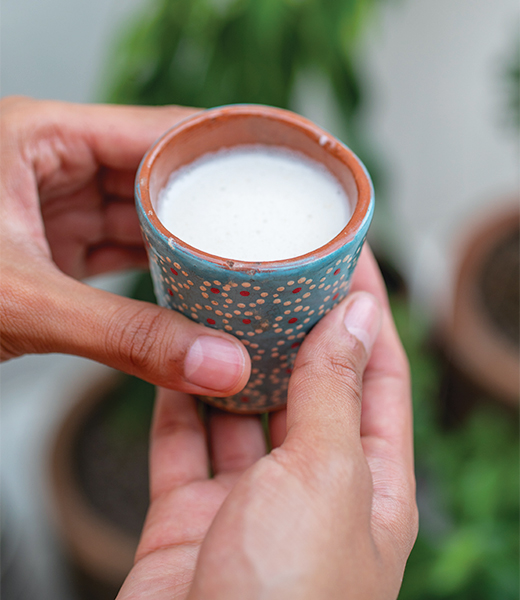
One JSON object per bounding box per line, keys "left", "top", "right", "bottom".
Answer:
{"left": 429, "top": 528, "right": 486, "bottom": 595}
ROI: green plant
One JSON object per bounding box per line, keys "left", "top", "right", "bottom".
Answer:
{"left": 392, "top": 298, "right": 519, "bottom": 600}
{"left": 105, "top": 0, "right": 382, "bottom": 168}
{"left": 104, "top": 0, "right": 385, "bottom": 307}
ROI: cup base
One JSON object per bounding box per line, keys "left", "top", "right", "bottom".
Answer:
{"left": 197, "top": 394, "right": 287, "bottom": 415}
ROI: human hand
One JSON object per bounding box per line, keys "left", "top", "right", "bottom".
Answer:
{"left": 117, "top": 247, "right": 418, "bottom": 600}
{"left": 0, "top": 97, "right": 250, "bottom": 396}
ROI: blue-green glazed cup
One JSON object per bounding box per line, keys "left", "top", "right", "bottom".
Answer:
{"left": 136, "top": 105, "right": 374, "bottom": 413}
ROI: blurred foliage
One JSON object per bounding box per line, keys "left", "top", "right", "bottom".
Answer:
{"left": 102, "top": 374, "right": 155, "bottom": 445}
{"left": 102, "top": 3, "right": 519, "bottom": 598}
{"left": 107, "top": 0, "right": 374, "bottom": 107}
{"left": 106, "top": 0, "right": 383, "bottom": 171}
{"left": 502, "top": 32, "right": 519, "bottom": 133}
{"left": 106, "top": 0, "right": 386, "bottom": 302}
{"left": 393, "top": 298, "right": 519, "bottom": 600}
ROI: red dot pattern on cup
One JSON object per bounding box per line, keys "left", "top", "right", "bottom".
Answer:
{"left": 147, "top": 241, "right": 364, "bottom": 412}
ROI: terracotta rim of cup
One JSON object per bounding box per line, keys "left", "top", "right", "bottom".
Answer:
{"left": 136, "top": 104, "right": 374, "bottom": 271}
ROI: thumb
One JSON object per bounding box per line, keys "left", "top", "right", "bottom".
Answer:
{"left": 285, "top": 291, "right": 382, "bottom": 449}
{"left": 2, "top": 269, "right": 250, "bottom": 396}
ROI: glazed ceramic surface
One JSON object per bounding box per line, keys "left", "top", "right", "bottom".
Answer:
{"left": 136, "top": 105, "right": 374, "bottom": 413}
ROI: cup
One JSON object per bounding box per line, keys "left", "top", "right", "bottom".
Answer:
{"left": 135, "top": 105, "right": 374, "bottom": 413}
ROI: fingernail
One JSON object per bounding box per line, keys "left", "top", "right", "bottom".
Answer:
{"left": 185, "top": 335, "right": 246, "bottom": 391}
{"left": 343, "top": 292, "right": 382, "bottom": 353}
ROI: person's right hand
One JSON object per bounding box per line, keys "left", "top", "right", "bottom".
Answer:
{"left": 117, "top": 247, "right": 418, "bottom": 600}
{"left": 0, "top": 97, "right": 250, "bottom": 396}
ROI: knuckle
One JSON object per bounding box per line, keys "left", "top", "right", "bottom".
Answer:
{"left": 269, "top": 441, "right": 369, "bottom": 496}
{"left": 269, "top": 434, "right": 373, "bottom": 505}
{"left": 406, "top": 497, "right": 420, "bottom": 548}
{"left": 325, "top": 354, "right": 361, "bottom": 383}
{"left": 106, "top": 304, "right": 177, "bottom": 375}
{"left": 384, "top": 490, "right": 420, "bottom": 556}
{"left": 291, "top": 348, "right": 363, "bottom": 400}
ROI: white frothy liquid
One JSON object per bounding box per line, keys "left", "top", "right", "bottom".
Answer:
{"left": 157, "top": 145, "right": 351, "bottom": 262}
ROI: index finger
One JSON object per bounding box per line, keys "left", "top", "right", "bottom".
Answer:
{"left": 82, "top": 103, "right": 201, "bottom": 169}
{"left": 1, "top": 96, "right": 199, "bottom": 181}
{"left": 352, "top": 247, "right": 414, "bottom": 477}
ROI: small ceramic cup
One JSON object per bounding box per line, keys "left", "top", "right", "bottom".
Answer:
{"left": 135, "top": 105, "right": 374, "bottom": 413}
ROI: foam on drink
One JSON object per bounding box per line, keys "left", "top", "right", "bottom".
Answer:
{"left": 157, "top": 145, "right": 351, "bottom": 262}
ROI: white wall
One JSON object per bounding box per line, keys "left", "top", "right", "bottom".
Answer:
{"left": 362, "top": 0, "right": 519, "bottom": 318}
{"left": 1, "top": 0, "right": 143, "bottom": 101}
{"left": 1, "top": 2, "right": 144, "bottom": 598}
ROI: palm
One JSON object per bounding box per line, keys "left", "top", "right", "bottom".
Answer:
{"left": 118, "top": 392, "right": 285, "bottom": 599}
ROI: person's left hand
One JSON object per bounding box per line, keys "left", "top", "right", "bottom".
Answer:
{"left": 1, "top": 97, "right": 251, "bottom": 397}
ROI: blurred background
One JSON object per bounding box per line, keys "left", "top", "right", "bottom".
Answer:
{"left": 1, "top": 0, "right": 518, "bottom": 599}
